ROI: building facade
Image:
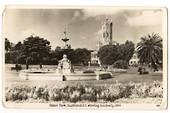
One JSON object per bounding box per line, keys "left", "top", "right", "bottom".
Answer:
{"left": 91, "top": 50, "right": 99, "bottom": 64}
{"left": 129, "top": 52, "right": 139, "bottom": 66}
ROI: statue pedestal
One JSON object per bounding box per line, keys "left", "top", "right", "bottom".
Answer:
{"left": 62, "top": 69, "right": 71, "bottom": 74}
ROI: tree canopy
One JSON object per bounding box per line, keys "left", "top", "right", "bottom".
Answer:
{"left": 21, "top": 35, "right": 51, "bottom": 68}
{"left": 5, "top": 35, "right": 137, "bottom": 68}
{"left": 74, "top": 48, "right": 91, "bottom": 65}
{"left": 119, "top": 40, "right": 135, "bottom": 62}
{"left": 5, "top": 36, "right": 91, "bottom": 66}
{"left": 98, "top": 41, "right": 135, "bottom": 65}
{"left": 54, "top": 48, "right": 91, "bottom": 65}
{"left": 98, "top": 44, "right": 120, "bottom": 65}
{"left": 137, "top": 33, "right": 162, "bottom": 69}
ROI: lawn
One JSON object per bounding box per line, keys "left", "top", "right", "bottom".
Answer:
{"left": 4, "top": 64, "right": 162, "bottom": 86}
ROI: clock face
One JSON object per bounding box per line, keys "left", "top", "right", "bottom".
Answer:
{"left": 103, "top": 32, "right": 109, "bottom": 38}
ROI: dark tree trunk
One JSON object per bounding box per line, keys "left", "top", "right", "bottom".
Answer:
{"left": 26, "top": 63, "right": 29, "bottom": 69}
{"left": 26, "top": 58, "right": 29, "bottom": 69}
{"left": 15, "top": 63, "right": 18, "bottom": 72}
{"left": 40, "top": 63, "right": 42, "bottom": 69}
{"left": 40, "top": 64, "right": 42, "bottom": 69}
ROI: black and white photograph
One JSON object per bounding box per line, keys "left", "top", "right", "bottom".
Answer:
{"left": 2, "top": 6, "right": 167, "bottom": 109}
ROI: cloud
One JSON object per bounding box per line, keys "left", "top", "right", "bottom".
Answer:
{"left": 80, "top": 36, "right": 87, "bottom": 40}
{"left": 127, "top": 10, "right": 162, "bottom": 26}
{"left": 82, "top": 8, "right": 121, "bottom": 20}
{"left": 71, "top": 10, "right": 81, "bottom": 21}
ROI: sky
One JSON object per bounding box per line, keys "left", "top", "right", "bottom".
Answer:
{"left": 3, "top": 7, "right": 163, "bottom": 50}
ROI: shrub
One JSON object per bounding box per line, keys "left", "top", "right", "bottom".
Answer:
{"left": 5, "top": 81, "right": 163, "bottom": 103}
{"left": 113, "top": 60, "right": 128, "bottom": 69}
{"left": 69, "top": 90, "right": 81, "bottom": 102}
{"left": 49, "top": 88, "right": 62, "bottom": 101}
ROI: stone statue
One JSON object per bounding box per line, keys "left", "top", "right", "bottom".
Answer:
{"left": 57, "top": 54, "right": 73, "bottom": 74}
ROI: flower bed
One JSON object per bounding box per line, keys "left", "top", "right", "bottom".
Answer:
{"left": 5, "top": 81, "right": 163, "bottom": 103}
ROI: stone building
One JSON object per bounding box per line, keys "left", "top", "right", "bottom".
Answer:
{"left": 129, "top": 52, "right": 139, "bottom": 66}
{"left": 91, "top": 50, "right": 99, "bottom": 64}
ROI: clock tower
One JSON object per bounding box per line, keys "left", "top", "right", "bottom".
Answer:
{"left": 101, "top": 18, "right": 113, "bottom": 45}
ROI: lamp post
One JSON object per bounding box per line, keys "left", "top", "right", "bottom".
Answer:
{"left": 88, "top": 61, "right": 91, "bottom": 69}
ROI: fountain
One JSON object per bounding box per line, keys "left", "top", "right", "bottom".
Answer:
{"left": 19, "top": 54, "right": 112, "bottom": 81}
{"left": 19, "top": 29, "right": 112, "bottom": 81}
{"left": 56, "top": 54, "right": 73, "bottom": 74}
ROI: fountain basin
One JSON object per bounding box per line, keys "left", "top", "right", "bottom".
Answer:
{"left": 19, "top": 70, "right": 112, "bottom": 81}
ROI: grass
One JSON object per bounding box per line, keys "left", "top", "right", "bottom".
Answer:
{"left": 4, "top": 64, "right": 162, "bottom": 86}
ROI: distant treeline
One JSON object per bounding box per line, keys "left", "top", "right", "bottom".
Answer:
{"left": 5, "top": 32, "right": 163, "bottom": 70}
{"left": 5, "top": 35, "right": 91, "bottom": 66}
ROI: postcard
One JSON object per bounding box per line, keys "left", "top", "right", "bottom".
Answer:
{"left": 2, "top": 6, "right": 168, "bottom": 109}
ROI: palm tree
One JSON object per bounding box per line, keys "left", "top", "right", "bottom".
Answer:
{"left": 137, "top": 33, "right": 162, "bottom": 71}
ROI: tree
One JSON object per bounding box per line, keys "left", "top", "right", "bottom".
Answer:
{"left": 54, "top": 48, "right": 90, "bottom": 65}
{"left": 5, "top": 52, "right": 11, "bottom": 63}
{"left": 137, "top": 33, "right": 162, "bottom": 70}
{"left": 98, "top": 45, "right": 120, "bottom": 65}
{"left": 98, "top": 41, "right": 135, "bottom": 66}
{"left": 13, "top": 41, "right": 23, "bottom": 50}
{"left": 5, "top": 41, "right": 23, "bottom": 64}
{"left": 42, "top": 50, "right": 58, "bottom": 65}
{"left": 119, "top": 40, "right": 135, "bottom": 63}
{"left": 55, "top": 46, "right": 61, "bottom": 51}
{"left": 5, "top": 38, "right": 11, "bottom": 52}
{"left": 11, "top": 41, "right": 23, "bottom": 63}
{"left": 21, "top": 35, "right": 51, "bottom": 69}
{"left": 74, "top": 48, "right": 91, "bottom": 65}
{"left": 55, "top": 48, "right": 76, "bottom": 63}
{"left": 113, "top": 60, "right": 128, "bottom": 69}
